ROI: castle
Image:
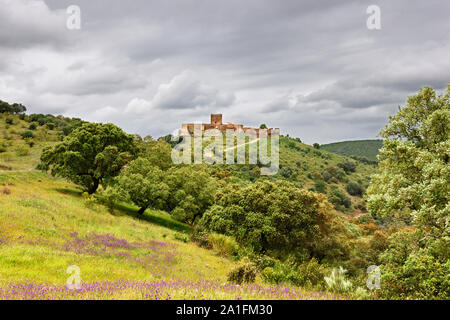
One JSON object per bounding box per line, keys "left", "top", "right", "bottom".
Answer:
{"left": 180, "top": 114, "right": 278, "bottom": 137}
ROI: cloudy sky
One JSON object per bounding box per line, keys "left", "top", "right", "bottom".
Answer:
{"left": 1, "top": 0, "right": 449, "bottom": 143}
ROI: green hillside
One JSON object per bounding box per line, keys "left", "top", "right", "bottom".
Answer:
{"left": 320, "top": 140, "right": 383, "bottom": 162}
{"left": 0, "top": 112, "right": 358, "bottom": 300}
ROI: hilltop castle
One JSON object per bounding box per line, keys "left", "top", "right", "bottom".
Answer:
{"left": 180, "top": 114, "right": 278, "bottom": 137}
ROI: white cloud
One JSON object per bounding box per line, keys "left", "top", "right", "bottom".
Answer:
{"left": 0, "top": 0, "right": 68, "bottom": 49}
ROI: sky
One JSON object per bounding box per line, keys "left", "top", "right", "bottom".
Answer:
{"left": 0, "top": 0, "right": 449, "bottom": 144}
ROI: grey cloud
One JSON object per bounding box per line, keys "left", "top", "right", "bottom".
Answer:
{"left": 0, "top": 0, "right": 449, "bottom": 144}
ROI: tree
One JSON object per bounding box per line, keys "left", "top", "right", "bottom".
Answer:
{"left": 366, "top": 86, "right": 449, "bottom": 237}
{"left": 337, "top": 161, "right": 356, "bottom": 174}
{"left": 40, "top": 122, "right": 138, "bottom": 194}
{"left": 260, "top": 124, "right": 268, "bottom": 129}
{"left": 198, "top": 180, "right": 333, "bottom": 258}
{"left": 134, "top": 135, "right": 173, "bottom": 170}
{"left": 115, "top": 157, "right": 169, "bottom": 214}
{"left": 164, "top": 165, "right": 217, "bottom": 224}
{"left": 346, "top": 181, "right": 364, "bottom": 196}
{"left": 313, "top": 143, "right": 320, "bottom": 149}
{"left": 366, "top": 85, "right": 450, "bottom": 299}
{"left": 0, "top": 100, "right": 27, "bottom": 114}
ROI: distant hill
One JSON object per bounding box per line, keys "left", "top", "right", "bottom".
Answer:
{"left": 320, "top": 140, "right": 383, "bottom": 161}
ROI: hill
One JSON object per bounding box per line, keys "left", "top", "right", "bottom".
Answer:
{"left": 218, "top": 135, "right": 377, "bottom": 213}
{"left": 0, "top": 113, "right": 353, "bottom": 300}
{"left": 320, "top": 140, "right": 383, "bottom": 162}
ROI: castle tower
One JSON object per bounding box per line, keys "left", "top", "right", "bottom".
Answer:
{"left": 211, "top": 114, "right": 222, "bottom": 127}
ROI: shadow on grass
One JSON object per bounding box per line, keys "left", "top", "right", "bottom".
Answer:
{"left": 53, "top": 187, "right": 189, "bottom": 233}
{"left": 54, "top": 188, "right": 83, "bottom": 196}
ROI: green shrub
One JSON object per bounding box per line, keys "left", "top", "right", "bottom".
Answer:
{"left": 329, "top": 188, "right": 351, "bottom": 209}
{"left": 297, "top": 259, "right": 327, "bottom": 287}
{"left": 314, "top": 179, "right": 326, "bottom": 193}
{"left": 378, "top": 230, "right": 449, "bottom": 299}
{"left": 5, "top": 118, "right": 13, "bottom": 125}
{"left": 209, "top": 233, "right": 239, "bottom": 258}
{"left": 82, "top": 192, "right": 99, "bottom": 211}
{"left": 199, "top": 181, "right": 332, "bottom": 257}
{"left": 322, "top": 166, "right": 347, "bottom": 182}
{"left": 21, "top": 131, "right": 34, "bottom": 139}
{"left": 337, "top": 161, "right": 356, "bottom": 174}
{"left": 261, "top": 259, "right": 327, "bottom": 289}
{"left": 322, "top": 170, "right": 332, "bottom": 182}
{"left": 227, "top": 258, "right": 257, "bottom": 284}
{"left": 346, "top": 181, "right": 364, "bottom": 196}
{"left": 28, "top": 122, "right": 38, "bottom": 130}
{"left": 47, "top": 123, "right": 55, "bottom": 130}
{"left": 279, "top": 166, "right": 293, "bottom": 178}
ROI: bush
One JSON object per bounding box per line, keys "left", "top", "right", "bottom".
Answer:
{"left": 261, "top": 258, "right": 327, "bottom": 289}
{"left": 47, "top": 123, "right": 55, "bottom": 130}
{"left": 329, "top": 188, "right": 351, "bottom": 209}
{"left": 82, "top": 192, "right": 99, "bottom": 211}
{"left": 322, "top": 166, "right": 347, "bottom": 182}
{"left": 322, "top": 170, "right": 332, "bottom": 182}
{"left": 227, "top": 258, "right": 257, "bottom": 284}
{"left": 209, "top": 233, "right": 239, "bottom": 258}
{"left": 28, "top": 122, "right": 37, "bottom": 130}
{"left": 337, "top": 161, "right": 356, "bottom": 174}
{"left": 314, "top": 179, "right": 326, "bottom": 193}
{"left": 378, "top": 229, "right": 449, "bottom": 299}
{"left": 198, "top": 180, "right": 333, "bottom": 257}
{"left": 5, "top": 118, "right": 13, "bottom": 125}
{"left": 21, "top": 131, "right": 34, "bottom": 139}
{"left": 346, "top": 181, "right": 364, "bottom": 196}
{"left": 279, "top": 166, "right": 293, "bottom": 178}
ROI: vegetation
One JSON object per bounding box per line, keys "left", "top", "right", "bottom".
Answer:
{"left": 0, "top": 100, "right": 27, "bottom": 114}
{"left": 40, "top": 122, "right": 138, "bottom": 194}
{"left": 321, "top": 140, "right": 383, "bottom": 162}
{"left": 366, "top": 85, "right": 449, "bottom": 299}
{"left": 113, "top": 157, "right": 169, "bottom": 215}
{"left": 197, "top": 180, "right": 334, "bottom": 259}
{"left": 0, "top": 85, "right": 448, "bottom": 300}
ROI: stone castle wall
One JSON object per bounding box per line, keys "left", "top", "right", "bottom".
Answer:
{"left": 180, "top": 114, "right": 277, "bottom": 137}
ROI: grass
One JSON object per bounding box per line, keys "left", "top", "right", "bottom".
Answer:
{"left": 0, "top": 170, "right": 347, "bottom": 299}
{"left": 0, "top": 171, "right": 233, "bottom": 287}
